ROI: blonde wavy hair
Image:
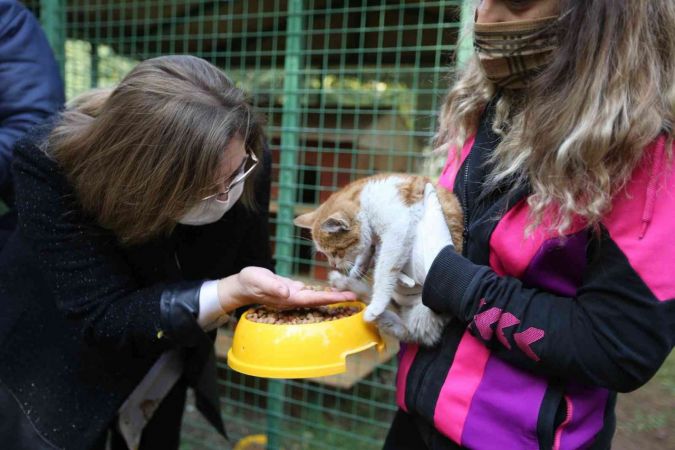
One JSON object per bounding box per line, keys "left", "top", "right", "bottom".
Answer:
{"left": 437, "top": 0, "right": 675, "bottom": 233}
{"left": 47, "top": 55, "right": 265, "bottom": 244}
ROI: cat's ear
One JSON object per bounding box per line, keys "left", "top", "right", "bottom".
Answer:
{"left": 321, "top": 213, "right": 351, "bottom": 234}
{"left": 293, "top": 211, "right": 317, "bottom": 229}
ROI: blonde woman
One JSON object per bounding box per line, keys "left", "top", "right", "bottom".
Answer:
{"left": 386, "top": 0, "right": 674, "bottom": 449}
{"left": 0, "top": 55, "right": 355, "bottom": 450}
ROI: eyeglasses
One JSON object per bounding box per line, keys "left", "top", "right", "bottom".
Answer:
{"left": 202, "top": 151, "right": 259, "bottom": 203}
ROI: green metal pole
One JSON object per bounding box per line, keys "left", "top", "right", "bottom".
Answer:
{"left": 91, "top": 44, "right": 99, "bottom": 89}
{"left": 274, "top": 3, "right": 304, "bottom": 276}
{"left": 455, "top": 0, "right": 474, "bottom": 70}
{"left": 268, "top": 0, "right": 305, "bottom": 449}
{"left": 40, "top": 0, "right": 66, "bottom": 81}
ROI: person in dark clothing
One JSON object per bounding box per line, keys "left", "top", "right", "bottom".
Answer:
{"left": 384, "top": 0, "right": 674, "bottom": 449}
{"left": 0, "top": 55, "right": 355, "bottom": 450}
{"left": 0, "top": 0, "right": 65, "bottom": 244}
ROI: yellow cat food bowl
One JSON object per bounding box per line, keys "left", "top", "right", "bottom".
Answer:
{"left": 227, "top": 301, "right": 385, "bottom": 378}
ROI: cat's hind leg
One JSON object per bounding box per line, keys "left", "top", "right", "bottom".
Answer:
{"left": 402, "top": 303, "right": 450, "bottom": 347}
{"left": 373, "top": 310, "right": 409, "bottom": 342}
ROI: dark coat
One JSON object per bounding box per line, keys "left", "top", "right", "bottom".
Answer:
{"left": 0, "top": 125, "right": 273, "bottom": 450}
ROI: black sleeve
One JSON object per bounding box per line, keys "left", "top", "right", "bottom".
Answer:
{"left": 422, "top": 233, "right": 675, "bottom": 393}
{"left": 0, "top": 1, "right": 64, "bottom": 192}
{"left": 232, "top": 144, "right": 274, "bottom": 272}
{"left": 12, "top": 137, "right": 206, "bottom": 355}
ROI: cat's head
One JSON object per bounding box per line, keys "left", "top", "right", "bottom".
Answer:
{"left": 294, "top": 200, "right": 364, "bottom": 271}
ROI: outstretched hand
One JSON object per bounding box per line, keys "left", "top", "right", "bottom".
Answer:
{"left": 220, "top": 267, "right": 357, "bottom": 312}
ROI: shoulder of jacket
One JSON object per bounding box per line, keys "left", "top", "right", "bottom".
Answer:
{"left": 0, "top": 1, "right": 32, "bottom": 35}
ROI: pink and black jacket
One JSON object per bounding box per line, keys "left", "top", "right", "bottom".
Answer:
{"left": 396, "top": 104, "right": 675, "bottom": 449}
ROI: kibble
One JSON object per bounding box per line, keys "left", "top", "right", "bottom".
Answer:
{"left": 247, "top": 305, "right": 360, "bottom": 325}
{"left": 303, "top": 284, "right": 334, "bottom": 292}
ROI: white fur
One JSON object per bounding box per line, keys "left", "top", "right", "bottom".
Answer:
{"left": 328, "top": 176, "right": 450, "bottom": 347}
{"left": 358, "top": 177, "right": 423, "bottom": 320}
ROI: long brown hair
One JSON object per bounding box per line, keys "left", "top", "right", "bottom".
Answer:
{"left": 437, "top": 0, "right": 674, "bottom": 233}
{"left": 47, "top": 55, "right": 265, "bottom": 244}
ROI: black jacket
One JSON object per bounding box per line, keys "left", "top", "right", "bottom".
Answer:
{"left": 0, "top": 125, "right": 273, "bottom": 449}
{"left": 397, "top": 102, "right": 674, "bottom": 449}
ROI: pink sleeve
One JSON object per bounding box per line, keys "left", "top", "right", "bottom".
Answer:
{"left": 437, "top": 135, "right": 476, "bottom": 191}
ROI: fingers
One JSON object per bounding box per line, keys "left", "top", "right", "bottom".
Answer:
{"left": 289, "top": 289, "right": 357, "bottom": 307}
{"left": 251, "top": 272, "right": 291, "bottom": 299}
{"left": 239, "top": 267, "right": 358, "bottom": 309}
{"left": 423, "top": 183, "right": 446, "bottom": 216}
{"left": 275, "top": 275, "right": 305, "bottom": 292}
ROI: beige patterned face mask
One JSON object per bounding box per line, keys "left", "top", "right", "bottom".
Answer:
{"left": 473, "top": 15, "right": 559, "bottom": 89}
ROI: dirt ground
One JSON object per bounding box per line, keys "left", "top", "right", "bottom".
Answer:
{"left": 613, "top": 352, "right": 674, "bottom": 450}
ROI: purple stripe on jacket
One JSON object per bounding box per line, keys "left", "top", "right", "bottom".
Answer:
{"left": 559, "top": 383, "right": 610, "bottom": 450}
{"left": 457, "top": 231, "right": 607, "bottom": 448}
{"left": 461, "top": 356, "right": 547, "bottom": 449}
{"left": 520, "top": 231, "right": 588, "bottom": 297}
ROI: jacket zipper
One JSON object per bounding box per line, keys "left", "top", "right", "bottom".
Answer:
{"left": 553, "top": 395, "right": 573, "bottom": 450}
{"left": 461, "top": 151, "right": 472, "bottom": 255}
{"left": 409, "top": 151, "right": 473, "bottom": 412}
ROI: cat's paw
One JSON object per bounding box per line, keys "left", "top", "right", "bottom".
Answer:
{"left": 374, "top": 310, "right": 409, "bottom": 341}
{"left": 328, "top": 271, "right": 350, "bottom": 290}
{"left": 363, "top": 302, "right": 387, "bottom": 322}
{"left": 329, "top": 270, "right": 372, "bottom": 299}
{"left": 403, "top": 303, "right": 450, "bottom": 347}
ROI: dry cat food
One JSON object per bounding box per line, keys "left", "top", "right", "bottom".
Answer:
{"left": 302, "top": 284, "right": 334, "bottom": 292}
{"left": 247, "top": 305, "right": 360, "bottom": 324}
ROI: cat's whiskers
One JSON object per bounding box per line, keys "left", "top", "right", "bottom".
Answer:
{"left": 294, "top": 234, "right": 315, "bottom": 243}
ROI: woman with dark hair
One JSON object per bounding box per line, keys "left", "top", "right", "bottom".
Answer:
{"left": 0, "top": 55, "right": 355, "bottom": 450}
{"left": 384, "top": 0, "right": 674, "bottom": 449}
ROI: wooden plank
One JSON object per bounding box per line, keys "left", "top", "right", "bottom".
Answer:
{"left": 308, "top": 334, "right": 399, "bottom": 389}
{"left": 268, "top": 201, "right": 315, "bottom": 216}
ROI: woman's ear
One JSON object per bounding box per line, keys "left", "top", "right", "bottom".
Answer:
{"left": 293, "top": 210, "right": 317, "bottom": 229}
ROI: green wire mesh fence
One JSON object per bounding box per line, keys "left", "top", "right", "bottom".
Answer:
{"left": 27, "top": 1, "right": 468, "bottom": 448}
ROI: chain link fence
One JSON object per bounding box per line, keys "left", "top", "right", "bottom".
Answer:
{"left": 25, "top": 1, "right": 468, "bottom": 448}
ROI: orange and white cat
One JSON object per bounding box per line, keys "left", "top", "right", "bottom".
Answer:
{"left": 294, "top": 174, "right": 463, "bottom": 346}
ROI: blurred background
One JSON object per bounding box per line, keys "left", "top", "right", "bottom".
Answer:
{"left": 23, "top": 1, "right": 673, "bottom": 449}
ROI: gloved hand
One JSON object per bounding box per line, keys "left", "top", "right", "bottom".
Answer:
{"left": 406, "top": 183, "right": 455, "bottom": 286}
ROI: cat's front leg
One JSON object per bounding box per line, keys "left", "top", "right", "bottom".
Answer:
{"left": 348, "top": 244, "right": 375, "bottom": 279}
{"left": 363, "top": 228, "right": 412, "bottom": 322}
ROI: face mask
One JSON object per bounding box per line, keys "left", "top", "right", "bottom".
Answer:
{"left": 473, "top": 15, "right": 559, "bottom": 89}
{"left": 178, "top": 182, "right": 245, "bottom": 226}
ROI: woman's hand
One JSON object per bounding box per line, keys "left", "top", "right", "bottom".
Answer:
{"left": 217, "top": 266, "right": 357, "bottom": 313}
